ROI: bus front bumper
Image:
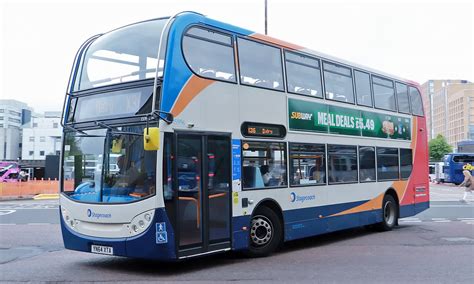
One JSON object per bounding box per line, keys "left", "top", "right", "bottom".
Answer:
{"left": 60, "top": 207, "right": 178, "bottom": 261}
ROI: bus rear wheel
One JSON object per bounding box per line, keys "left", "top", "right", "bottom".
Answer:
{"left": 246, "top": 206, "right": 282, "bottom": 257}
{"left": 376, "top": 194, "right": 398, "bottom": 231}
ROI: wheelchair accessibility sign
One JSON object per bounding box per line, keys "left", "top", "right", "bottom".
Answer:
{"left": 156, "top": 222, "right": 168, "bottom": 244}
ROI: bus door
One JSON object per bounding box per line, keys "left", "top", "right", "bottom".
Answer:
{"left": 175, "top": 133, "right": 232, "bottom": 257}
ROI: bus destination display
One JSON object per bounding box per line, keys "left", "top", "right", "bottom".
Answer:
{"left": 241, "top": 122, "right": 286, "bottom": 138}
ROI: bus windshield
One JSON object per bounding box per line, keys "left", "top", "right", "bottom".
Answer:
{"left": 74, "top": 19, "right": 167, "bottom": 91}
{"left": 62, "top": 125, "right": 157, "bottom": 203}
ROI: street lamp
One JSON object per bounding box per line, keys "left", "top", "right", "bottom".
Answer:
{"left": 265, "top": 0, "right": 268, "bottom": 35}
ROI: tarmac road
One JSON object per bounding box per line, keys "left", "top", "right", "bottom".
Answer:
{"left": 0, "top": 183, "right": 473, "bottom": 283}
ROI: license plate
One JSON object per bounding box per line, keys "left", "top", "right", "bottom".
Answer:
{"left": 91, "top": 244, "right": 113, "bottom": 255}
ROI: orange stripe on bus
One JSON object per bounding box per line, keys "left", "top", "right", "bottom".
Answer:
{"left": 330, "top": 194, "right": 385, "bottom": 217}
{"left": 249, "top": 33, "right": 304, "bottom": 50}
{"left": 171, "top": 75, "right": 213, "bottom": 117}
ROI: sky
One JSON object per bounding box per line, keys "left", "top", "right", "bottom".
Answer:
{"left": 0, "top": 0, "right": 473, "bottom": 113}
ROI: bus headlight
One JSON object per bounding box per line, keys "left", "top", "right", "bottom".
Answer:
{"left": 61, "top": 208, "right": 76, "bottom": 230}
{"left": 129, "top": 209, "right": 155, "bottom": 236}
{"left": 144, "top": 213, "right": 151, "bottom": 222}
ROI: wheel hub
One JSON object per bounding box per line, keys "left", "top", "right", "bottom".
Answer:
{"left": 384, "top": 201, "right": 395, "bottom": 226}
{"left": 250, "top": 216, "right": 273, "bottom": 246}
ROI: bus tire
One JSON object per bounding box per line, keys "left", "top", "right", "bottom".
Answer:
{"left": 246, "top": 206, "right": 282, "bottom": 257}
{"left": 376, "top": 194, "right": 398, "bottom": 231}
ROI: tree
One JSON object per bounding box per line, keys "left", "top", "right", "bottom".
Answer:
{"left": 429, "top": 134, "right": 453, "bottom": 161}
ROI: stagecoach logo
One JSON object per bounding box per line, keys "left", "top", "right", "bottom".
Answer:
{"left": 290, "top": 192, "right": 316, "bottom": 203}
{"left": 87, "top": 209, "right": 112, "bottom": 219}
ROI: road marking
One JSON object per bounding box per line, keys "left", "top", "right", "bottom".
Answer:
{"left": 457, "top": 218, "right": 474, "bottom": 220}
{"left": 431, "top": 205, "right": 474, "bottom": 208}
{"left": 432, "top": 218, "right": 451, "bottom": 223}
{"left": 0, "top": 210, "right": 16, "bottom": 216}
{"left": 0, "top": 206, "right": 58, "bottom": 210}
{"left": 442, "top": 237, "right": 474, "bottom": 242}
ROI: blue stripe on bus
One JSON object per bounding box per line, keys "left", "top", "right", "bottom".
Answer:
{"left": 283, "top": 201, "right": 429, "bottom": 241}
{"left": 400, "top": 201, "right": 430, "bottom": 218}
{"left": 161, "top": 12, "right": 253, "bottom": 113}
{"left": 232, "top": 215, "right": 251, "bottom": 250}
{"left": 283, "top": 200, "right": 369, "bottom": 241}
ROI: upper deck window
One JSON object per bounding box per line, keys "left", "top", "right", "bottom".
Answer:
{"left": 396, "top": 83, "right": 410, "bottom": 114}
{"left": 285, "top": 51, "right": 322, "bottom": 98}
{"left": 373, "top": 76, "right": 396, "bottom": 111}
{"left": 354, "top": 70, "right": 372, "bottom": 107}
{"left": 237, "top": 38, "right": 284, "bottom": 91}
{"left": 74, "top": 19, "right": 166, "bottom": 91}
{"left": 323, "top": 62, "right": 355, "bottom": 104}
{"left": 183, "top": 27, "right": 236, "bottom": 82}
{"left": 409, "top": 86, "right": 424, "bottom": 116}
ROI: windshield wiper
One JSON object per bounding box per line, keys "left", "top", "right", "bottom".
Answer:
{"left": 64, "top": 125, "right": 87, "bottom": 135}
{"left": 95, "top": 121, "right": 142, "bottom": 136}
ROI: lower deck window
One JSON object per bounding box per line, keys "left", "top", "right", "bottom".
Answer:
{"left": 327, "top": 145, "right": 358, "bottom": 183}
{"left": 359, "top": 146, "right": 376, "bottom": 182}
{"left": 289, "top": 143, "right": 326, "bottom": 186}
{"left": 377, "top": 147, "right": 399, "bottom": 180}
{"left": 242, "top": 141, "right": 287, "bottom": 189}
{"left": 400, "top": 148, "right": 413, "bottom": 179}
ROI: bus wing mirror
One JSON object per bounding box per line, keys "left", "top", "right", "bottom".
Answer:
{"left": 143, "top": 127, "right": 160, "bottom": 151}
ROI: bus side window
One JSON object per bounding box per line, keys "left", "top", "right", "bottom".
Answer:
{"left": 354, "top": 70, "right": 372, "bottom": 107}
{"left": 409, "top": 86, "right": 424, "bottom": 116}
{"left": 327, "top": 145, "right": 358, "bottom": 184}
{"left": 182, "top": 27, "right": 236, "bottom": 83}
{"left": 285, "top": 51, "right": 323, "bottom": 98}
{"left": 323, "top": 62, "right": 355, "bottom": 104}
{"left": 289, "top": 143, "right": 326, "bottom": 186}
{"left": 237, "top": 38, "right": 284, "bottom": 91}
{"left": 377, "top": 147, "right": 399, "bottom": 180}
{"left": 373, "top": 76, "right": 396, "bottom": 111}
{"left": 396, "top": 83, "right": 411, "bottom": 114}
{"left": 242, "top": 141, "right": 287, "bottom": 189}
{"left": 359, "top": 146, "right": 376, "bottom": 182}
{"left": 400, "top": 148, "right": 413, "bottom": 179}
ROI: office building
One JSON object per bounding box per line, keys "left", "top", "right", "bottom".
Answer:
{"left": 0, "top": 99, "right": 33, "bottom": 160}
{"left": 21, "top": 111, "right": 62, "bottom": 160}
{"left": 421, "top": 80, "right": 474, "bottom": 148}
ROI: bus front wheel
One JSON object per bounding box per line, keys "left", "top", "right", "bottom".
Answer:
{"left": 246, "top": 206, "right": 282, "bottom": 257}
{"left": 376, "top": 194, "right": 398, "bottom": 231}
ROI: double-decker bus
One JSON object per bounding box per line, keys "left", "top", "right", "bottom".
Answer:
{"left": 443, "top": 153, "right": 474, "bottom": 184}
{"left": 60, "top": 12, "right": 429, "bottom": 260}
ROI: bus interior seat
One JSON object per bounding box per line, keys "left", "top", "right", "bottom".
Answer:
{"left": 254, "top": 79, "right": 271, "bottom": 88}
{"left": 309, "top": 166, "right": 325, "bottom": 183}
{"left": 200, "top": 68, "right": 216, "bottom": 78}
{"left": 243, "top": 166, "right": 265, "bottom": 188}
